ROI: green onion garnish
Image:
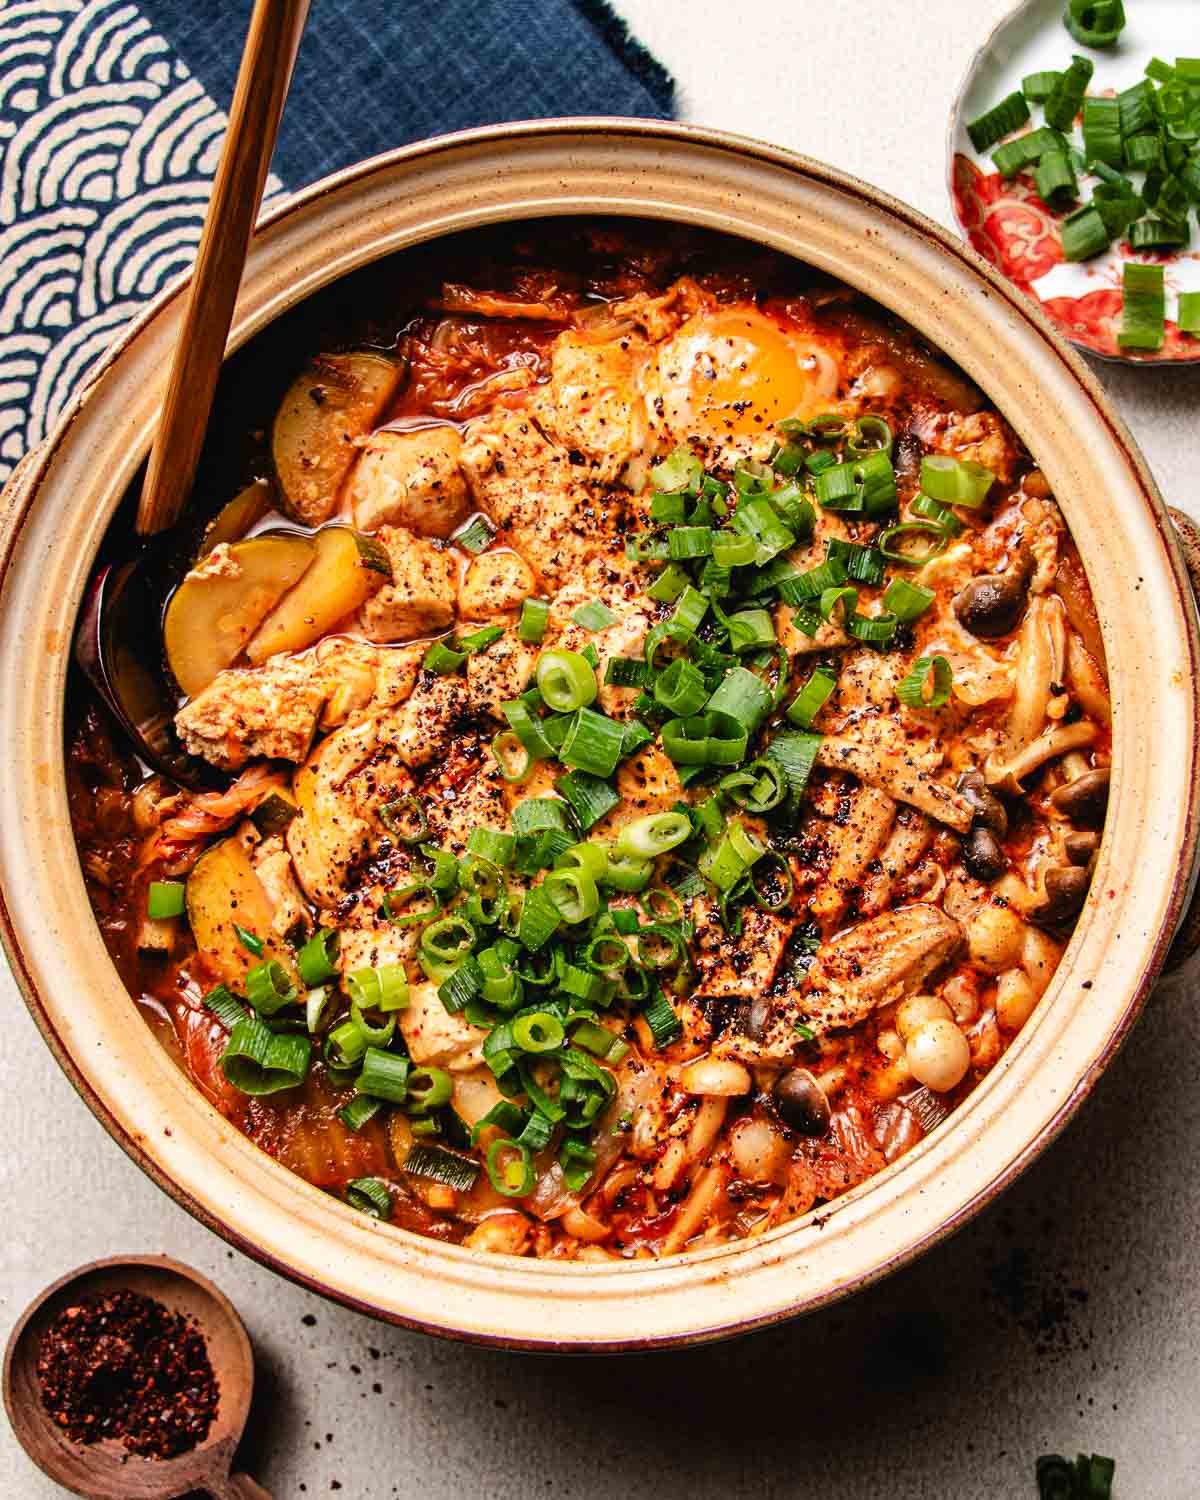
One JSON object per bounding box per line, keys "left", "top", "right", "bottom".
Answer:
{"left": 379, "top": 794, "right": 429, "bottom": 844}
{"left": 882, "top": 577, "right": 935, "bottom": 623}
{"left": 298, "top": 927, "right": 339, "bottom": 986}
{"left": 1081, "top": 96, "right": 1122, "bottom": 168}
{"left": 203, "top": 984, "right": 245, "bottom": 1032}
{"left": 147, "top": 880, "right": 185, "bottom": 919}
{"left": 346, "top": 962, "right": 409, "bottom": 1012}
{"left": 1034, "top": 150, "right": 1078, "bottom": 208}
{"left": 518, "top": 597, "right": 549, "bottom": 644}
{"left": 786, "top": 666, "right": 838, "bottom": 729}
{"left": 615, "top": 811, "right": 691, "bottom": 860}
{"left": 536, "top": 648, "right": 598, "bottom": 712}
{"left": 556, "top": 771, "right": 620, "bottom": 832}
{"left": 572, "top": 599, "right": 618, "bottom": 631}
{"left": 423, "top": 639, "right": 466, "bottom": 675}
{"left": 220, "top": 1015, "right": 311, "bottom": 1096}
{"left": 909, "top": 492, "right": 963, "bottom": 535}
{"left": 1119, "top": 261, "right": 1166, "bottom": 349}
{"left": 1044, "top": 54, "right": 1094, "bottom": 134}
{"left": 1061, "top": 204, "right": 1112, "bottom": 262}
{"left": 455, "top": 515, "right": 495, "bottom": 554}
{"left": 234, "top": 923, "right": 264, "bottom": 957}
{"left": 557, "top": 707, "right": 625, "bottom": 778}
{"left": 1023, "top": 71, "right": 1062, "bottom": 104}
{"left": 337, "top": 1095, "right": 383, "bottom": 1133}
{"left": 405, "top": 1066, "right": 454, "bottom": 1113}
{"left": 1129, "top": 217, "right": 1190, "bottom": 250}
{"left": 642, "top": 990, "right": 683, "bottom": 1049}
{"left": 765, "top": 730, "right": 822, "bottom": 800}
{"left": 1065, "top": 0, "right": 1126, "bottom": 49}
{"left": 897, "top": 655, "right": 954, "bottom": 709}
{"left": 346, "top": 1177, "right": 393, "bottom": 1219}
{"left": 486, "top": 1137, "right": 535, "bottom": 1197}
{"left": 468, "top": 827, "right": 516, "bottom": 866}
{"left": 967, "top": 90, "right": 1031, "bottom": 153}
{"left": 1178, "top": 291, "right": 1200, "bottom": 334}
{"left": 405, "top": 1143, "right": 480, "bottom": 1192}
{"left": 245, "top": 959, "right": 297, "bottom": 1016}
{"left": 919, "top": 454, "right": 995, "bottom": 507}
{"left": 458, "top": 625, "right": 505, "bottom": 656}
{"left": 357, "top": 1047, "right": 410, "bottom": 1103}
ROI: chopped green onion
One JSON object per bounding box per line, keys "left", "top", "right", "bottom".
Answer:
{"left": 557, "top": 706, "right": 626, "bottom": 778}
{"left": 725, "top": 608, "right": 777, "bottom": 654}
{"left": 667, "top": 526, "right": 715, "bottom": 560}
{"left": 379, "top": 794, "right": 429, "bottom": 844}
{"left": 518, "top": 596, "right": 549, "bottom": 644}
{"left": 919, "top": 454, "right": 995, "bottom": 507}
{"left": 246, "top": 959, "right": 297, "bottom": 1016}
{"left": 642, "top": 990, "right": 683, "bottom": 1049}
{"left": 512, "top": 1010, "right": 566, "bottom": 1053}
{"left": 556, "top": 771, "right": 620, "bottom": 832}
{"left": 1178, "top": 291, "right": 1200, "bottom": 334}
{"left": 305, "top": 986, "right": 332, "bottom": 1034}
{"left": 601, "top": 849, "right": 653, "bottom": 892}
{"left": 455, "top": 515, "right": 495, "bottom": 554}
{"left": 337, "top": 1095, "right": 383, "bottom": 1133}
{"left": 491, "top": 731, "right": 533, "bottom": 784}
{"left": 731, "top": 495, "right": 794, "bottom": 565}
{"left": 1061, "top": 204, "right": 1111, "bottom": 262}
{"left": 992, "top": 126, "right": 1067, "bottom": 178}
{"left": 423, "top": 639, "right": 466, "bottom": 675}
{"left": 910, "top": 492, "right": 963, "bottom": 535}
{"left": 298, "top": 928, "right": 339, "bottom": 986}
{"left": 897, "top": 655, "right": 954, "bottom": 709}
{"left": 765, "top": 729, "right": 822, "bottom": 800}
{"left": 511, "top": 798, "right": 571, "bottom": 836}
{"left": 438, "top": 955, "right": 485, "bottom": 1014}
{"left": 203, "top": 983, "right": 245, "bottom": 1032}
{"left": 1119, "top": 261, "right": 1166, "bottom": 349}
{"left": 146, "top": 880, "right": 185, "bottom": 919}
{"left": 645, "top": 561, "right": 690, "bottom": 603}
{"left": 1081, "top": 97, "right": 1123, "bottom": 169}
{"left": 325, "top": 1018, "right": 368, "bottom": 1070}
{"left": 845, "top": 413, "right": 892, "bottom": 459}
{"left": 1045, "top": 54, "right": 1094, "bottom": 134}
{"left": 883, "top": 577, "right": 935, "bottom": 623}
{"left": 967, "top": 90, "right": 1031, "bottom": 153}
{"left": 543, "top": 867, "right": 600, "bottom": 924}
{"left": 825, "top": 538, "right": 885, "bottom": 585}
{"left": 876, "top": 520, "right": 947, "bottom": 563}
{"left": 605, "top": 655, "right": 650, "bottom": 689}
{"left": 654, "top": 659, "right": 708, "bottom": 717}
{"left": 345, "top": 1177, "right": 392, "bottom": 1219}
{"left": 1125, "top": 131, "right": 1164, "bottom": 173}
{"left": 650, "top": 446, "right": 703, "bottom": 494}
{"left": 698, "top": 820, "right": 765, "bottom": 892}
{"left": 405, "top": 1143, "right": 480, "bottom": 1191}
{"left": 650, "top": 490, "right": 688, "bottom": 524}
{"left": 719, "top": 757, "right": 788, "bottom": 813}
{"left": 1119, "top": 78, "right": 1157, "bottom": 138}
{"left": 786, "top": 665, "right": 838, "bottom": 728}
{"left": 357, "top": 1046, "right": 411, "bottom": 1103}
{"left": 487, "top": 1137, "right": 535, "bottom": 1197}
{"left": 348, "top": 1001, "right": 396, "bottom": 1049}
{"left": 572, "top": 599, "right": 618, "bottom": 631}
{"left": 220, "top": 1015, "right": 311, "bottom": 1096}
{"left": 705, "top": 665, "right": 773, "bottom": 735}
{"left": 405, "top": 1066, "right": 454, "bottom": 1113}
{"left": 516, "top": 884, "right": 562, "bottom": 951}
{"left": 468, "top": 827, "right": 516, "bottom": 866}
{"left": 1023, "top": 71, "right": 1061, "bottom": 104}
{"left": 500, "top": 699, "right": 554, "bottom": 762}
{"left": 661, "top": 712, "right": 748, "bottom": 767}
{"left": 1129, "top": 217, "right": 1190, "bottom": 250}
{"left": 536, "top": 648, "right": 597, "bottom": 712}
{"left": 1034, "top": 150, "right": 1078, "bottom": 207}
{"left": 1065, "top": 0, "right": 1125, "bottom": 49}
{"left": 346, "top": 963, "right": 409, "bottom": 1013}
{"left": 234, "top": 923, "right": 264, "bottom": 957}
{"left": 616, "top": 811, "right": 692, "bottom": 860}
{"left": 458, "top": 625, "right": 505, "bottom": 657}
{"left": 711, "top": 532, "right": 757, "bottom": 568}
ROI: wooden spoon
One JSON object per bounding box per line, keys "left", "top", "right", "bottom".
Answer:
{"left": 3, "top": 1256, "right": 270, "bottom": 1499}
{"left": 136, "top": 0, "right": 310, "bottom": 536}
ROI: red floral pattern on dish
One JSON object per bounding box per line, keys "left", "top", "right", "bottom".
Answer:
{"left": 952, "top": 152, "right": 1198, "bottom": 361}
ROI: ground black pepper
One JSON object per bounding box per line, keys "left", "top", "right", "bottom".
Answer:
{"left": 36, "top": 1288, "right": 220, "bottom": 1458}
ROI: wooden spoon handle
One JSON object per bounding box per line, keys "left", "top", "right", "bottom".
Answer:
{"left": 136, "top": 0, "right": 310, "bottom": 536}
{"left": 206, "top": 1471, "right": 274, "bottom": 1500}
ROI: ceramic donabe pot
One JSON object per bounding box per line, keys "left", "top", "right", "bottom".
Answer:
{"left": 0, "top": 122, "right": 1196, "bottom": 1350}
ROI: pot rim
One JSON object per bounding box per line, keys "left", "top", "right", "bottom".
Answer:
{"left": 1, "top": 117, "right": 1196, "bottom": 1351}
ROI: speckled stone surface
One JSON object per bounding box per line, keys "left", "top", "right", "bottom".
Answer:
{"left": 4, "top": 3, "right": 1199, "bottom": 1495}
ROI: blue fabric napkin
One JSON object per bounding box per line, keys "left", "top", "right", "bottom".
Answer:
{"left": 0, "top": 0, "right": 673, "bottom": 482}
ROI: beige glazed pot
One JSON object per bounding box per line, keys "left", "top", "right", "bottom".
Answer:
{"left": 0, "top": 120, "right": 1198, "bottom": 1351}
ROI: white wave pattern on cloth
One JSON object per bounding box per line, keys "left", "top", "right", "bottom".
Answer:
{"left": 0, "top": 0, "right": 284, "bottom": 479}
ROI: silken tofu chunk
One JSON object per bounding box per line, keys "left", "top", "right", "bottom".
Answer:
{"left": 358, "top": 526, "right": 457, "bottom": 641}
{"left": 175, "top": 656, "right": 328, "bottom": 771}
{"left": 347, "top": 426, "right": 472, "bottom": 537}
{"left": 457, "top": 550, "right": 536, "bottom": 621}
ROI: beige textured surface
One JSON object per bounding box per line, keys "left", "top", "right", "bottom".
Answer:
{"left": 3, "top": 4, "right": 1199, "bottom": 1496}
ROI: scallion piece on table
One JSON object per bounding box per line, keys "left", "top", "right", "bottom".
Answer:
{"left": 518, "top": 597, "right": 549, "bottom": 644}
{"left": 423, "top": 639, "right": 465, "bottom": 675}
{"left": 455, "top": 515, "right": 495, "bottom": 554}
{"left": 919, "top": 454, "right": 995, "bottom": 507}
{"left": 1118, "top": 261, "right": 1166, "bottom": 349}
{"left": 298, "top": 927, "right": 340, "bottom": 986}
{"left": 1044, "top": 54, "right": 1094, "bottom": 133}
{"left": 1022, "top": 70, "right": 1062, "bottom": 104}
{"left": 346, "top": 1177, "right": 393, "bottom": 1219}
{"left": 220, "top": 1015, "right": 311, "bottom": 1096}
{"left": 572, "top": 599, "right": 618, "bottom": 631}
{"left": 786, "top": 666, "right": 838, "bottom": 729}
{"left": 966, "top": 90, "right": 1031, "bottom": 153}
{"left": 897, "top": 655, "right": 954, "bottom": 709}
{"left": 1081, "top": 96, "right": 1123, "bottom": 168}
{"left": 992, "top": 126, "right": 1068, "bottom": 179}
{"left": 1119, "top": 78, "right": 1157, "bottom": 137}
{"left": 146, "top": 880, "right": 185, "bottom": 919}
{"left": 1065, "top": 0, "right": 1126, "bottom": 49}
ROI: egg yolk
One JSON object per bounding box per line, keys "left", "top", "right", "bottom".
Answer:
{"left": 650, "top": 308, "right": 827, "bottom": 441}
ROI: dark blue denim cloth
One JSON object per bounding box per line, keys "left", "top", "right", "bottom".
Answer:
{"left": 148, "top": 0, "right": 674, "bottom": 189}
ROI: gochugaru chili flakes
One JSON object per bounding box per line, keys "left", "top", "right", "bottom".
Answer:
{"left": 36, "top": 1288, "right": 219, "bottom": 1458}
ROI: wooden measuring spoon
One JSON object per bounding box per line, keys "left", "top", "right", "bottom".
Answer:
{"left": 3, "top": 1256, "right": 270, "bottom": 1499}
